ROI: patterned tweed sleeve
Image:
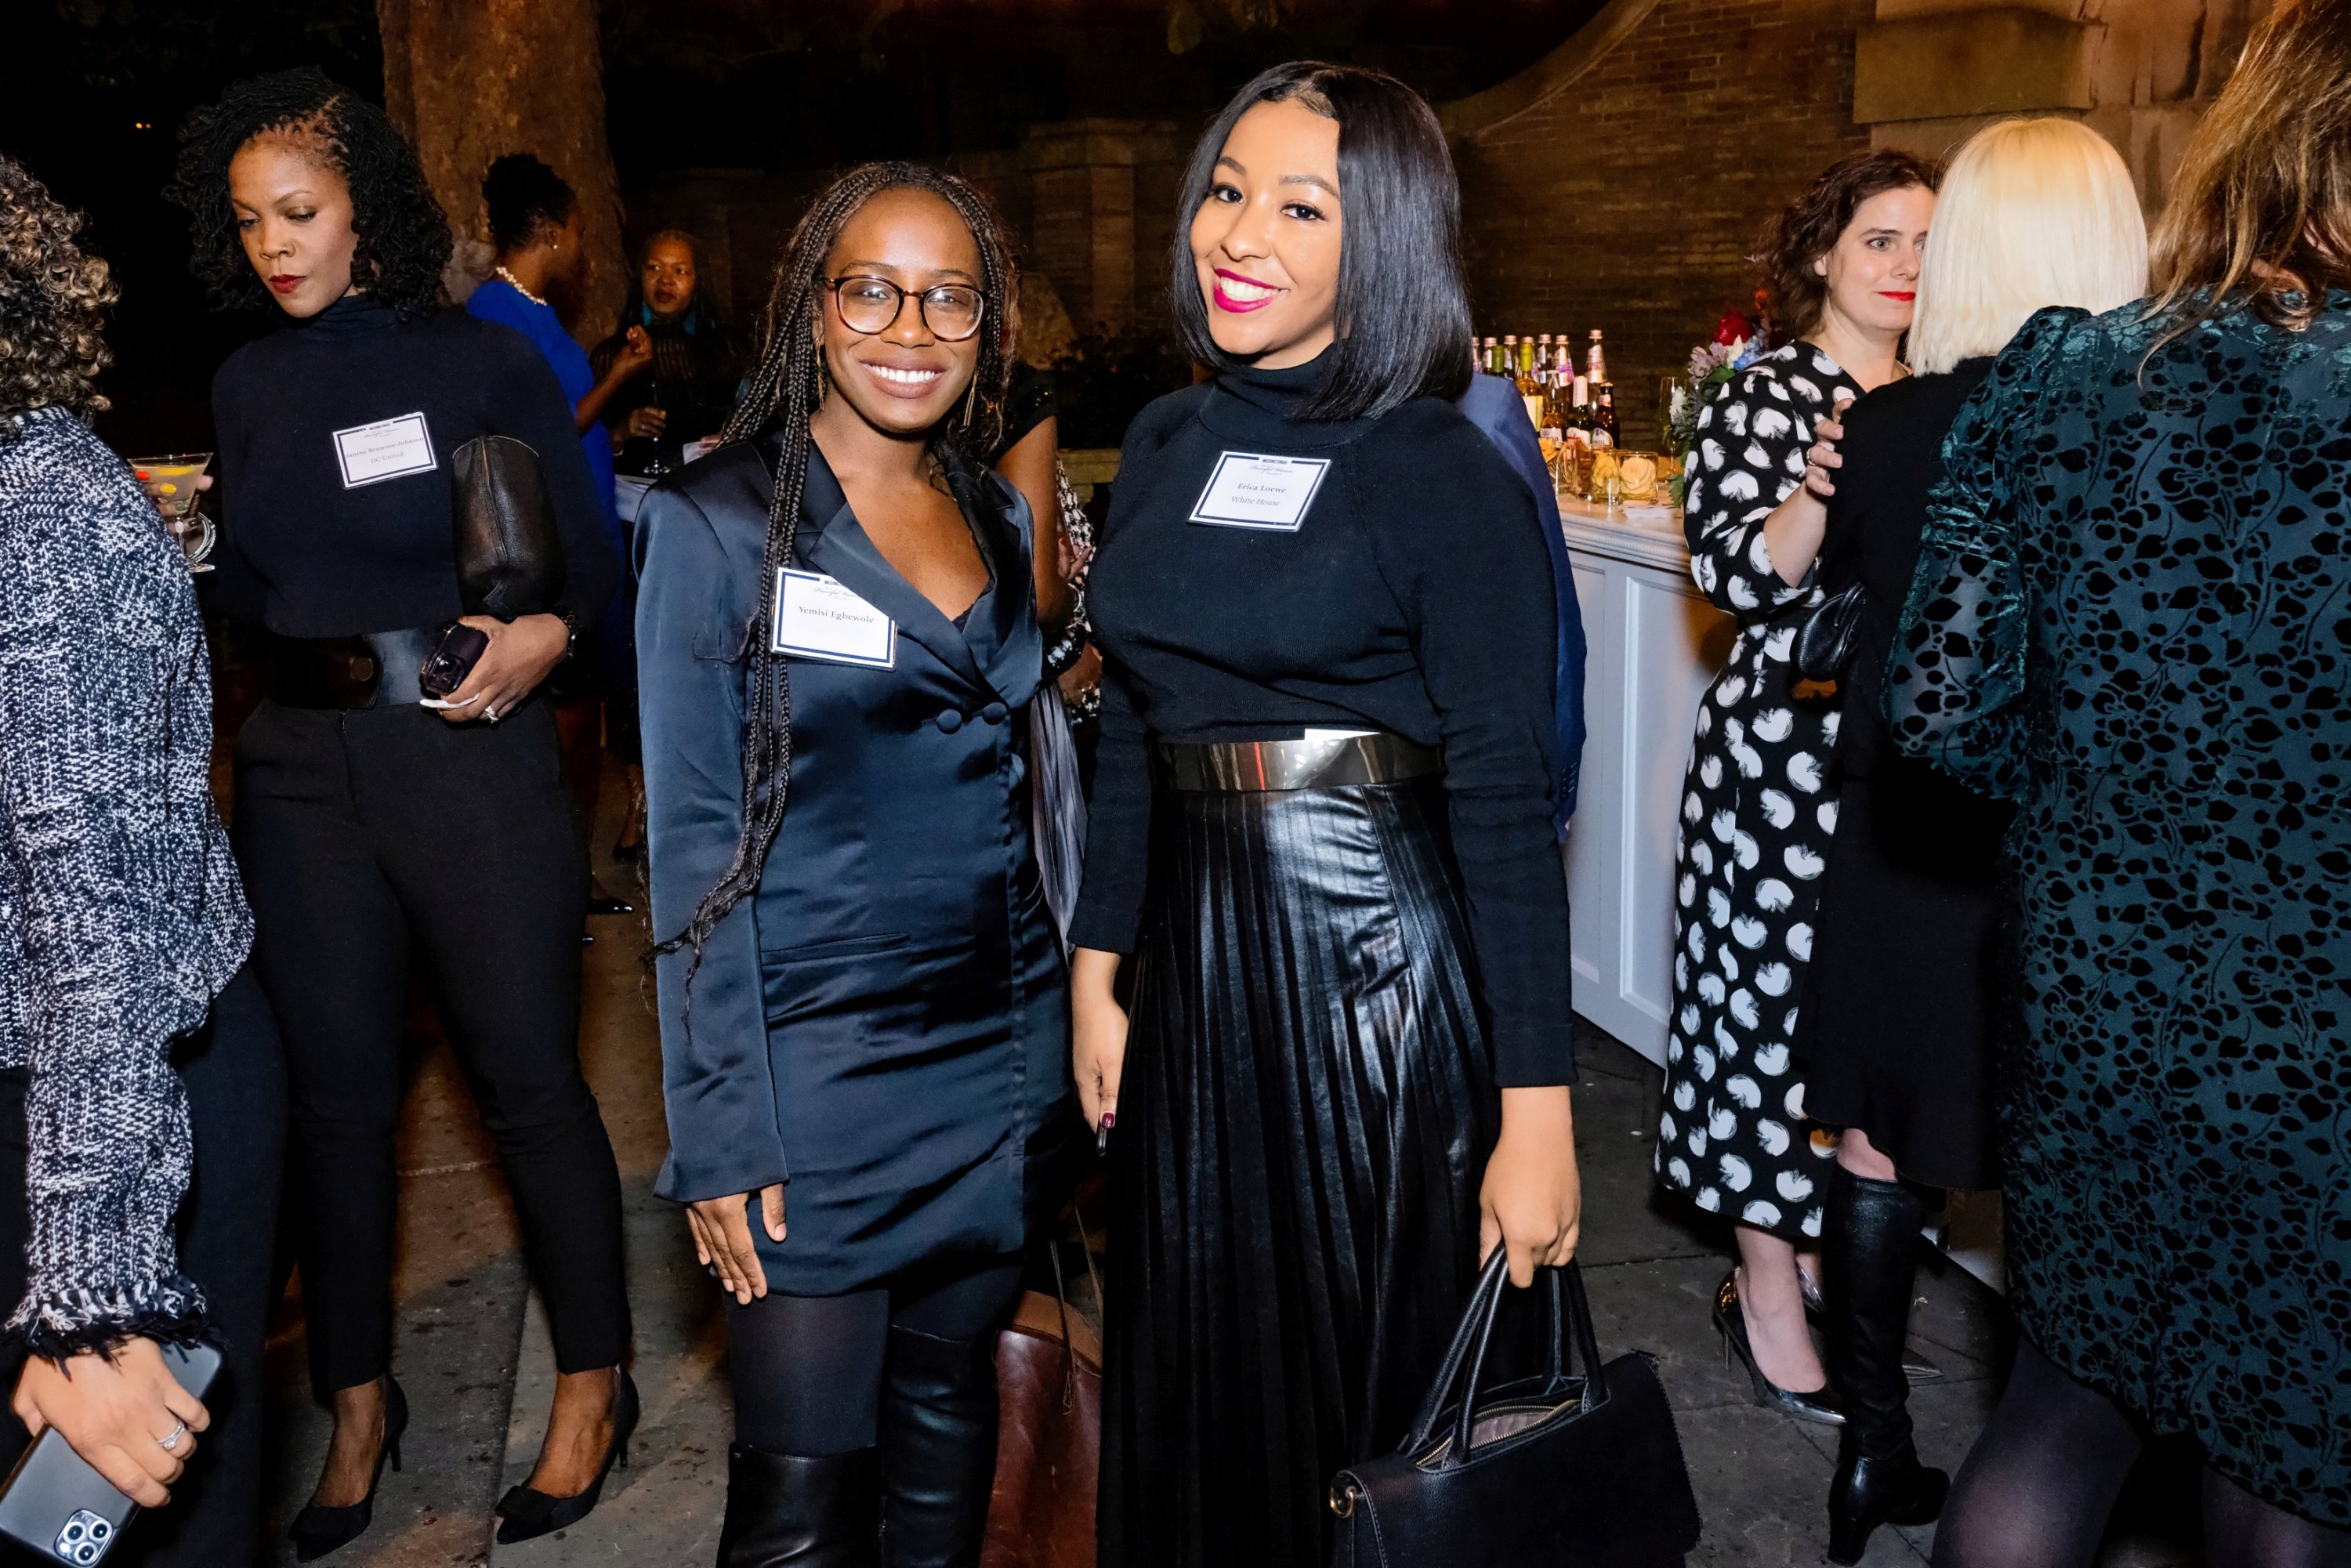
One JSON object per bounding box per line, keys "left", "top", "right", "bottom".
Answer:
{"left": 0, "top": 411, "right": 250, "bottom": 1356}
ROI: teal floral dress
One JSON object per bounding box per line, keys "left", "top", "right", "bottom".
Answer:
{"left": 1889, "top": 300, "right": 2351, "bottom": 1523}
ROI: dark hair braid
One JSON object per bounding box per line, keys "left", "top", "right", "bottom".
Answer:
{"left": 657, "top": 161, "right": 1014, "bottom": 1010}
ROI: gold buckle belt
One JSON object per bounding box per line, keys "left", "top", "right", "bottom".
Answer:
{"left": 1155, "top": 733, "right": 1444, "bottom": 792}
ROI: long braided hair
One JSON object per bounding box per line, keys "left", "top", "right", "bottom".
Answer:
{"left": 658, "top": 162, "right": 1014, "bottom": 1002}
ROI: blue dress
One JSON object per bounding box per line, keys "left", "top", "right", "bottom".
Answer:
{"left": 636, "top": 435, "right": 1074, "bottom": 1292}
{"left": 1890, "top": 299, "right": 2351, "bottom": 1523}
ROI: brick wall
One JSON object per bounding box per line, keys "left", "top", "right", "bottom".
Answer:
{"left": 1453, "top": 0, "right": 1875, "bottom": 444}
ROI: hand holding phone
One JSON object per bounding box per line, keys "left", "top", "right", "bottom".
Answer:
{"left": 0, "top": 1341, "right": 219, "bottom": 1564}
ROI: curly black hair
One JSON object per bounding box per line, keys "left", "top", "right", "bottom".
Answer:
{"left": 482, "top": 154, "right": 576, "bottom": 254}
{"left": 168, "top": 66, "right": 451, "bottom": 320}
{"left": 0, "top": 154, "right": 117, "bottom": 422}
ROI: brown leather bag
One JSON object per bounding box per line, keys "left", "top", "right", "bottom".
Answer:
{"left": 982, "top": 1250, "right": 1100, "bottom": 1568}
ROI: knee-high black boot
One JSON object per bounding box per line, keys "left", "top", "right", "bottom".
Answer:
{"left": 717, "top": 1446, "right": 881, "bottom": 1567}
{"left": 878, "top": 1325, "right": 1001, "bottom": 1568}
{"left": 1825, "top": 1163, "right": 1949, "bottom": 1564}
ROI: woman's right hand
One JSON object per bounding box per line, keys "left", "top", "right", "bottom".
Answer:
{"left": 686, "top": 1186, "right": 787, "bottom": 1306}
{"left": 1801, "top": 398, "right": 1851, "bottom": 502}
{"left": 13, "top": 1338, "right": 209, "bottom": 1508}
{"left": 1071, "top": 947, "right": 1128, "bottom": 1133}
{"left": 621, "top": 406, "right": 668, "bottom": 441}
{"left": 613, "top": 324, "right": 655, "bottom": 380}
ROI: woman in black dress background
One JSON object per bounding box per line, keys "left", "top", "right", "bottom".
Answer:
{"left": 171, "top": 68, "right": 633, "bottom": 1556}
{"left": 590, "top": 229, "right": 744, "bottom": 479}
{"left": 1067, "top": 63, "right": 1581, "bottom": 1566}
{"left": 1793, "top": 118, "right": 2147, "bottom": 1564}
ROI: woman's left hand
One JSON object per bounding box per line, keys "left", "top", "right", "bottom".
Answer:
{"left": 1479, "top": 1085, "right": 1582, "bottom": 1287}
{"left": 426, "top": 613, "right": 571, "bottom": 725}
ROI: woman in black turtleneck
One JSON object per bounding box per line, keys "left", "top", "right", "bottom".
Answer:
{"left": 172, "top": 69, "right": 632, "bottom": 1557}
{"left": 1069, "top": 63, "right": 1583, "bottom": 1568}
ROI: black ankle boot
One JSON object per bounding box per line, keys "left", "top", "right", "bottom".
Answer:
{"left": 878, "top": 1324, "right": 1001, "bottom": 1568}
{"left": 1824, "top": 1164, "right": 1949, "bottom": 1564}
{"left": 718, "top": 1445, "right": 881, "bottom": 1567}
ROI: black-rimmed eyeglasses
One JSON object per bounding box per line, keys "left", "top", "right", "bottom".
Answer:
{"left": 826, "top": 276, "right": 988, "bottom": 342}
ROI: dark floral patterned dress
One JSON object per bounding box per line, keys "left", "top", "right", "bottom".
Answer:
{"left": 1891, "top": 300, "right": 2351, "bottom": 1523}
{"left": 1654, "top": 343, "right": 1854, "bottom": 1241}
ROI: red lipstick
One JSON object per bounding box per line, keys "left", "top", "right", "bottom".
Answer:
{"left": 1212, "top": 266, "right": 1279, "bottom": 314}
{"left": 1880, "top": 291, "right": 1917, "bottom": 302}
{"left": 267, "top": 274, "right": 302, "bottom": 295}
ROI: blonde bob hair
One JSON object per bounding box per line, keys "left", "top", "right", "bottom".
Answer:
{"left": 1907, "top": 118, "right": 2148, "bottom": 375}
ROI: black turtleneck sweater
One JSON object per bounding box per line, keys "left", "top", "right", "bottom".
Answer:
{"left": 208, "top": 295, "right": 615, "bottom": 637}
{"left": 1069, "top": 359, "right": 1576, "bottom": 1085}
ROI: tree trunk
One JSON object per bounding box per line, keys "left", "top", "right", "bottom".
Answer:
{"left": 378, "top": 0, "right": 626, "bottom": 344}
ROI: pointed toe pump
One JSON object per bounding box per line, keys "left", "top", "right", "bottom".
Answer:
{"left": 494, "top": 1369, "right": 641, "bottom": 1545}
{"left": 1713, "top": 1269, "right": 1846, "bottom": 1427}
{"left": 289, "top": 1376, "right": 409, "bottom": 1563}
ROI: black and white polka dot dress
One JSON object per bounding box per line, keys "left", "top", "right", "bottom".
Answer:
{"left": 1652, "top": 344, "right": 1857, "bottom": 1242}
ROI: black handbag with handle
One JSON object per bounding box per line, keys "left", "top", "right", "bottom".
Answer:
{"left": 1327, "top": 1252, "right": 1703, "bottom": 1568}
{"left": 450, "top": 433, "right": 563, "bottom": 621}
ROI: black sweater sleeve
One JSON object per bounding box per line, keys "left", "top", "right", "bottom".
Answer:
{"left": 480, "top": 331, "right": 618, "bottom": 621}
{"left": 1349, "top": 407, "right": 1575, "bottom": 1085}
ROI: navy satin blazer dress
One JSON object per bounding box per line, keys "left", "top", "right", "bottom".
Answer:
{"left": 636, "top": 434, "right": 1074, "bottom": 1295}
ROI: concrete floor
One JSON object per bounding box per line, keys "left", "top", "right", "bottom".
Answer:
{"left": 250, "top": 774, "right": 2210, "bottom": 1567}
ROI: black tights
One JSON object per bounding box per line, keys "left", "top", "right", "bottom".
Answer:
{"left": 1933, "top": 1339, "right": 2351, "bottom": 1568}
{"left": 725, "top": 1262, "right": 1023, "bottom": 1454}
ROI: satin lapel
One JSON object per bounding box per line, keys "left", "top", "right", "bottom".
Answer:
{"left": 796, "top": 450, "right": 992, "bottom": 693}
{"left": 952, "top": 462, "right": 1045, "bottom": 708}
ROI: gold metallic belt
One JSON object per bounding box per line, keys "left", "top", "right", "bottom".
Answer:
{"left": 1155, "top": 733, "right": 1444, "bottom": 793}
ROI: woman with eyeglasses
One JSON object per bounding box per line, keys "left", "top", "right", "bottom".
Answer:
{"left": 636, "top": 162, "right": 1074, "bottom": 1565}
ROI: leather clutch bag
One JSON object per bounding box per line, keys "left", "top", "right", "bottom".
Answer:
{"left": 1796, "top": 581, "right": 1867, "bottom": 683}
{"left": 1327, "top": 1253, "right": 1702, "bottom": 1568}
{"left": 451, "top": 434, "right": 563, "bottom": 621}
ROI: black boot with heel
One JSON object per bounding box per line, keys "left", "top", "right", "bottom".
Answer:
{"left": 719, "top": 1445, "right": 882, "bottom": 1566}
{"left": 1824, "top": 1163, "right": 1948, "bottom": 1563}
{"left": 878, "top": 1324, "right": 1002, "bottom": 1568}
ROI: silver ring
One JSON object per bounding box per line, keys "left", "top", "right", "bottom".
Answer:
{"left": 158, "top": 1421, "right": 186, "bottom": 1451}
{"left": 486, "top": 708, "right": 500, "bottom": 724}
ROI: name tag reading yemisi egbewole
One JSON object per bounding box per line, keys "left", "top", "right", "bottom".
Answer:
{"left": 1189, "top": 451, "right": 1331, "bottom": 532}
{"left": 770, "top": 568, "right": 897, "bottom": 669}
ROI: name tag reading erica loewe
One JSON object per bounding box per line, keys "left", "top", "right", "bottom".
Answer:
{"left": 770, "top": 568, "right": 897, "bottom": 669}
{"left": 1189, "top": 451, "right": 1331, "bottom": 532}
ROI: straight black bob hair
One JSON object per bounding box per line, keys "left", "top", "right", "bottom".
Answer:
{"left": 1171, "top": 61, "right": 1473, "bottom": 422}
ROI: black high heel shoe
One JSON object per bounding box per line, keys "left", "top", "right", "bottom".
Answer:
{"left": 289, "top": 1376, "right": 408, "bottom": 1563}
{"left": 494, "top": 1369, "right": 640, "bottom": 1544}
{"left": 1713, "top": 1269, "right": 1846, "bottom": 1426}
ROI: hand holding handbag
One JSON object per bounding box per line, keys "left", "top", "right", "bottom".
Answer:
{"left": 1328, "top": 1252, "right": 1702, "bottom": 1567}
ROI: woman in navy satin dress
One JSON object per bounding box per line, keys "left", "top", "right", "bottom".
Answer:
{"left": 636, "top": 164, "right": 1073, "bottom": 1567}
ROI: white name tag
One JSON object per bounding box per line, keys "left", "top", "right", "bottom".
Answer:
{"left": 332, "top": 413, "right": 437, "bottom": 488}
{"left": 770, "top": 569, "right": 896, "bottom": 668}
{"left": 1189, "top": 451, "right": 1331, "bottom": 531}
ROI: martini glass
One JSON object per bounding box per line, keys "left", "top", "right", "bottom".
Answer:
{"left": 130, "top": 453, "right": 216, "bottom": 572}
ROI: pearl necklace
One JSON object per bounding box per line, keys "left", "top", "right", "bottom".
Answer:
{"left": 494, "top": 266, "right": 549, "bottom": 308}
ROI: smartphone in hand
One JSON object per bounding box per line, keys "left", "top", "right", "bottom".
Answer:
{"left": 0, "top": 1342, "right": 221, "bottom": 1566}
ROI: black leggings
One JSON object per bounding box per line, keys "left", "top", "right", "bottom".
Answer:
{"left": 726, "top": 1262, "right": 1023, "bottom": 1454}
{"left": 1933, "top": 1338, "right": 2351, "bottom": 1568}
{"left": 234, "top": 700, "right": 630, "bottom": 1396}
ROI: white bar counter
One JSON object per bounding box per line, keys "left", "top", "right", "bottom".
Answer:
{"left": 1557, "top": 495, "right": 1733, "bottom": 1068}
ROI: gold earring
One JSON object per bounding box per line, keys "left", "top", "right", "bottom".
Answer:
{"left": 961, "top": 374, "right": 980, "bottom": 429}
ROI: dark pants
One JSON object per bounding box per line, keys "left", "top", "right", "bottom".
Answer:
{"left": 0, "top": 968, "right": 286, "bottom": 1567}
{"left": 232, "top": 700, "right": 629, "bottom": 1396}
{"left": 726, "top": 1261, "right": 1023, "bottom": 1454}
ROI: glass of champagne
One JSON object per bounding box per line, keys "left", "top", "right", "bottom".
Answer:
{"left": 131, "top": 453, "right": 216, "bottom": 572}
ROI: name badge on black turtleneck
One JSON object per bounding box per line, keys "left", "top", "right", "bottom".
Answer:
{"left": 1189, "top": 451, "right": 1331, "bottom": 532}
{"left": 333, "top": 413, "right": 437, "bottom": 488}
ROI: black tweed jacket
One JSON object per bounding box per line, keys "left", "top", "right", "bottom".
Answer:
{"left": 0, "top": 407, "right": 250, "bottom": 1356}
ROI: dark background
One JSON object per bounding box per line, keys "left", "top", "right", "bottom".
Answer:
{"left": 4, "top": 0, "right": 1596, "bottom": 458}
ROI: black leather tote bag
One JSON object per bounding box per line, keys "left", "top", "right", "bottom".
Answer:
{"left": 1328, "top": 1253, "right": 1702, "bottom": 1568}
{"left": 451, "top": 434, "right": 563, "bottom": 620}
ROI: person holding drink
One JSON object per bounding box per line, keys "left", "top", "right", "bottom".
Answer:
{"left": 591, "top": 229, "right": 744, "bottom": 478}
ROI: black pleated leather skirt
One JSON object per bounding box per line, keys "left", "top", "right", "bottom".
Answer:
{"left": 1099, "top": 766, "right": 1499, "bottom": 1568}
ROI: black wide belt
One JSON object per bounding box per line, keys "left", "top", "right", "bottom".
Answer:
{"left": 1156, "top": 733, "right": 1444, "bottom": 793}
{"left": 271, "top": 627, "right": 439, "bottom": 710}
